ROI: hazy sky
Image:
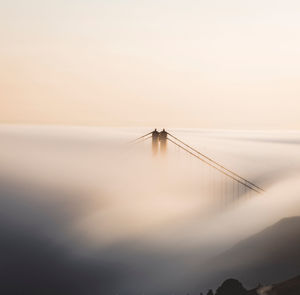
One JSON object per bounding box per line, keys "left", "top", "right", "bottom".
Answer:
{"left": 1, "top": 0, "right": 300, "bottom": 128}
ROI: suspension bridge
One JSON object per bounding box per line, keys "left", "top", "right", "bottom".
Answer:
{"left": 131, "top": 129, "right": 264, "bottom": 204}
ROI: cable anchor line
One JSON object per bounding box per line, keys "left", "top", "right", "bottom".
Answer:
{"left": 166, "top": 138, "right": 262, "bottom": 194}
{"left": 129, "top": 131, "right": 153, "bottom": 144}
{"left": 167, "top": 132, "right": 264, "bottom": 193}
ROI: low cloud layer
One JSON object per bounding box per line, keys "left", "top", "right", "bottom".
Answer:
{"left": 0, "top": 126, "right": 300, "bottom": 294}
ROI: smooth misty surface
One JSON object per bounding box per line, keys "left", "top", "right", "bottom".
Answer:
{"left": 0, "top": 126, "right": 300, "bottom": 295}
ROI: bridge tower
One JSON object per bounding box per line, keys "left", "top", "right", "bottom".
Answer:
{"left": 159, "top": 129, "right": 167, "bottom": 154}
{"left": 152, "top": 129, "right": 160, "bottom": 155}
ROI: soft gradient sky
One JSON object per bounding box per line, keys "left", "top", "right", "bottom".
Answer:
{"left": 1, "top": 0, "right": 300, "bottom": 128}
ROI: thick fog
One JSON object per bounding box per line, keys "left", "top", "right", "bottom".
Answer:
{"left": 0, "top": 125, "right": 300, "bottom": 294}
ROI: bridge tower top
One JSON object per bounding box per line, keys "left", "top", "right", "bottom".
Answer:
{"left": 151, "top": 129, "right": 160, "bottom": 155}
{"left": 151, "top": 129, "right": 167, "bottom": 155}
{"left": 159, "top": 129, "right": 167, "bottom": 154}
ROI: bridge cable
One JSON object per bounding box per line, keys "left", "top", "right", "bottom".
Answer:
{"left": 167, "top": 132, "right": 264, "bottom": 192}
{"left": 132, "top": 135, "right": 152, "bottom": 145}
{"left": 129, "top": 131, "right": 153, "bottom": 144}
{"left": 167, "top": 138, "right": 262, "bottom": 194}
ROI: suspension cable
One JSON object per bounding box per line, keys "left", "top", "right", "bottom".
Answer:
{"left": 167, "top": 138, "right": 262, "bottom": 194}
{"left": 133, "top": 135, "right": 152, "bottom": 145}
{"left": 129, "top": 131, "right": 153, "bottom": 144}
{"left": 167, "top": 132, "right": 264, "bottom": 192}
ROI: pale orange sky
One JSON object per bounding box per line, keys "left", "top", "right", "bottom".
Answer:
{"left": 1, "top": 0, "right": 300, "bottom": 129}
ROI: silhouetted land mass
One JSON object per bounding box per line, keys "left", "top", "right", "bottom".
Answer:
{"left": 1, "top": 179, "right": 300, "bottom": 295}
{"left": 215, "top": 278, "right": 247, "bottom": 295}
{"left": 266, "top": 274, "right": 300, "bottom": 295}
{"left": 194, "top": 216, "right": 300, "bottom": 291}
{"left": 204, "top": 275, "right": 300, "bottom": 295}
